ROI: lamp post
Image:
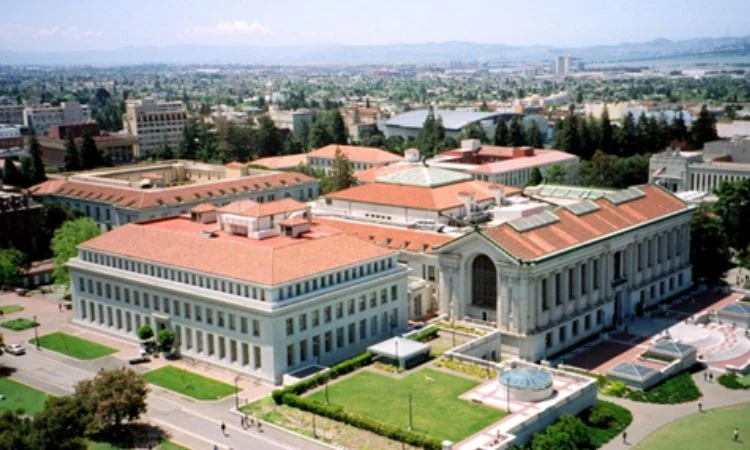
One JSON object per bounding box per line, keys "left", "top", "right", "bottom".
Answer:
{"left": 234, "top": 375, "right": 240, "bottom": 410}
{"left": 506, "top": 373, "right": 511, "bottom": 413}
{"left": 408, "top": 391, "right": 414, "bottom": 431}
{"left": 325, "top": 376, "right": 330, "bottom": 405}
{"left": 33, "top": 315, "right": 39, "bottom": 350}
{"left": 395, "top": 339, "right": 400, "bottom": 370}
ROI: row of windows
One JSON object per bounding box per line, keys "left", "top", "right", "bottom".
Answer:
{"left": 285, "top": 286, "right": 400, "bottom": 336}
{"left": 541, "top": 258, "right": 601, "bottom": 311}
{"left": 635, "top": 229, "right": 683, "bottom": 271}
{"left": 77, "top": 277, "right": 262, "bottom": 337}
{"left": 182, "top": 326, "right": 263, "bottom": 369}
{"left": 545, "top": 309, "right": 605, "bottom": 350}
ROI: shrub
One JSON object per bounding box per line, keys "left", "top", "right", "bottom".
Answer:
{"left": 156, "top": 329, "right": 176, "bottom": 352}
{"left": 587, "top": 403, "right": 616, "bottom": 427}
{"left": 1, "top": 318, "right": 39, "bottom": 331}
{"left": 409, "top": 326, "right": 439, "bottom": 343}
{"left": 601, "top": 380, "right": 630, "bottom": 397}
{"left": 581, "top": 401, "right": 633, "bottom": 448}
{"left": 434, "top": 358, "right": 496, "bottom": 379}
{"left": 718, "top": 372, "right": 748, "bottom": 390}
{"left": 137, "top": 324, "right": 153, "bottom": 341}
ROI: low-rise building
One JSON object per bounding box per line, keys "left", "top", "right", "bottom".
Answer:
{"left": 0, "top": 105, "right": 25, "bottom": 125}
{"left": 268, "top": 108, "right": 313, "bottom": 139}
{"left": 38, "top": 123, "right": 137, "bottom": 168}
{"left": 68, "top": 201, "right": 409, "bottom": 384}
{"left": 0, "top": 125, "right": 24, "bottom": 151}
{"left": 23, "top": 101, "right": 91, "bottom": 136}
{"left": 0, "top": 187, "right": 43, "bottom": 255}
{"left": 384, "top": 109, "right": 518, "bottom": 141}
{"left": 307, "top": 144, "right": 404, "bottom": 173}
{"left": 340, "top": 107, "right": 380, "bottom": 141}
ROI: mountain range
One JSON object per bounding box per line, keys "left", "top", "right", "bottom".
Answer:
{"left": 1, "top": 35, "right": 748, "bottom": 66}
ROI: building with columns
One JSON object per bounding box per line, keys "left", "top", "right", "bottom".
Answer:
{"left": 434, "top": 185, "right": 695, "bottom": 361}
{"left": 68, "top": 200, "right": 409, "bottom": 385}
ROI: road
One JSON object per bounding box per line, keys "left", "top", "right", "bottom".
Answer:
{"left": 4, "top": 349, "right": 322, "bottom": 450}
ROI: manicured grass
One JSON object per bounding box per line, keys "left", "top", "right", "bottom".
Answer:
{"left": 30, "top": 332, "right": 118, "bottom": 360}
{"left": 143, "top": 366, "right": 238, "bottom": 400}
{"left": 635, "top": 402, "right": 750, "bottom": 449}
{"left": 88, "top": 440, "right": 188, "bottom": 450}
{"left": 582, "top": 401, "right": 634, "bottom": 448}
{"left": 0, "top": 305, "right": 23, "bottom": 315}
{"left": 1, "top": 318, "right": 39, "bottom": 331}
{"left": 0, "top": 377, "right": 49, "bottom": 415}
{"left": 157, "top": 442, "right": 189, "bottom": 450}
{"left": 306, "top": 368, "right": 505, "bottom": 442}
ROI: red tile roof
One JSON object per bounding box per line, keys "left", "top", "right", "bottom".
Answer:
{"left": 324, "top": 180, "right": 520, "bottom": 211}
{"left": 251, "top": 154, "right": 307, "bottom": 170}
{"left": 308, "top": 145, "right": 403, "bottom": 164}
{"left": 314, "top": 217, "right": 454, "bottom": 254}
{"left": 218, "top": 198, "right": 307, "bottom": 218}
{"left": 482, "top": 185, "right": 689, "bottom": 260}
{"left": 225, "top": 161, "right": 249, "bottom": 169}
{"left": 79, "top": 217, "right": 394, "bottom": 285}
{"left": 29, "top": 172, "right": 316, "bottom": 211}
{"left": 190, "top": 203, "right": 217, "bottom": 213}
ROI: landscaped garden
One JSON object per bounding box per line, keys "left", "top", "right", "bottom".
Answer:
{"left": 0, "top": 377, "right": 49, "bottom": 415}
{"left": 601, "top": 371, "right": 701, "bottom": 404}
{"left": 143, "top": 366, "right": 238, "bottom": 400}
{"left": 1, "top": 318, "right": 39, "bottom": 331}
{"left": 718, "top": 371, "right": 750, "bottom": 390}
{"left": 0, "top": 305, "right": 24, "bottom": 315}
{"left": 30, "top": 332, "right": 118, "bottom": 360}
{"left": 635, "top": 402, "right": 750, "bottom": 449}
{"left": 306, "top": 368, "right": 505, "bottom": 443}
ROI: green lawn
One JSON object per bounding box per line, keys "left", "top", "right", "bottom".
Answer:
{"left": 1, "top": 318, "right": 39, "bottom": 331}
{"left": 636, "top": 402, "right": 750, "bottom": 449}
{"left": 30, "top": 332, "right": 118, "bottom": 360}
{"left": 88, "top": 440, "right": 188, "bottom": 450}
{"left": 306, "top": 368, "right": 505, "bottom": 442}
{"left": 0, "top": 305, "right": 23, "bottom": 315}
{"left": 0, "top": 377, "right": 49, "bottom": 415}
{"left": 143, "top": 366, "right": 238, "bottom": 400}
{"left": 739, "top": 373, "right": 750, "bottom": 387}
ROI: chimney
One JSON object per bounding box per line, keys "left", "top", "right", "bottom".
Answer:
{"left": 458, "top": 191, "right": 476, "bottom": 215}
{"left": 512, "top": 147, "right": 535, "bottom": 158}
{"left": 489, "top": 184, "right": 506, "bottom": 206}
{"left": 461, "top": 139, "right": 481, "bottom": 152}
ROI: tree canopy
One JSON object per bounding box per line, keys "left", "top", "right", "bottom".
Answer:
{"left": 690, "top": 206, "right": 730, "bottom": 286}
{"left": 493, "top": 119, "right": 509, "bottom": 146}
{"left": 416, "top": 107, "right": 446, "bottom": 158}
{"left": 51, "top": 218, "right": 101, "bottom": 285}
{"left": 63, "top": 132, "right": 81, "bottom": 172}
{"left": 321, "top": 147, "right": 355, "bottom": 194}
{"left": 74, "top": 367, "right": 148, "bottom": 433}
{"left": 508, "top": 115, "right": 526, "bottom": 147}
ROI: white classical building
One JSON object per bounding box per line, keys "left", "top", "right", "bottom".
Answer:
{"left": 68, "top": 200, "right": 409, "bottom": 385}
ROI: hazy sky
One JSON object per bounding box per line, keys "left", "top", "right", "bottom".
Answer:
{"left": 2, "top": 0, "right": 749, "bottom": 51}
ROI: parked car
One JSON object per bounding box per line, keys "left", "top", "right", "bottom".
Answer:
{"left": 5, "top": 344, "right": 25, "bottom": 355}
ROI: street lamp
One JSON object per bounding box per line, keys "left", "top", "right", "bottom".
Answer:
{"left": 234, "top": 375, "right": 240, "bottom": 410}
{"left": 325, "top": 375, "right": 330, "bottom": 405}
{"left": 33, "top": 315, "right": 39, "bottom": 350}
{"left": 408, "top": 391, "right": 414, "bottom": 431}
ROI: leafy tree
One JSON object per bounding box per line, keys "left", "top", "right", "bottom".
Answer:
{"left": 527, "top": 167, "right": 543, "bottom": 186}
{"left": 51, "top": 218, "right": 101, "bottom": 285}
{"left": 713, "top": 179, "right": 750, "bottom": 253}
{"left": 526, "top": 120, "right": 544, "bottom": 148}
{"left": 0, "top": 249, "right": 28, "bottom": 287}
{"left": 308, "top": 118, "right": 333, "bottom": 150}
{"left": 416, "top": 107, "right": 446, "bottom": 158}
{"left": 26, "top": 130, "right": 47, "bottom": 185}
{"left": 493, "top": 119, "right": 509, "bottom": 146}
{"left": 558, "top": 113, "right": 580, "bottom": 155}
{"left": 0, "top": 410, "right": 32, "bottom": 449}
{"left": 63, "top": 132, "right": 81, "bottom": 171}
{"left": 156, "top": 329, "right": 176, "bottom": 352}
{"left": 358, "top": 127, "right": 386, "bottom": 149}
{"left": 691, "top": 105, "right": 718, "bottom": 149}
{"left": 322, "top": 147, "right": 355, "bottom": 194}
{"left": 154, "top": 141, "right": 174, "bottom": 160}
{"left": 296, "top": 120, "right": 310, "bottom": 150}
{"left": 599, "top": 105, "right": 615, "bottom": 154}
{"left": 29, "top": 396, "right": 89, "bottom": 450}
{"left": 530, "top": 414, "right": 590, "bottom": 450}
{"left": 177, "top": 120, "right": 198, "bottom": 159}
{"left": 327, "top": 110, "right": 348, "bottom": 145}
{"left": 508, "top": 115, "right": 526, "bottom": 147}
{"left": 255, "top": 114, "right": 283, "bottom": 158}
{"left": 544, "top": 164, "right": 568, "bottom": 184}
{"left": 79, "top": 132, "right": 102, "bottom": 170}
{"left": 74, "top": 367, "right": 148, "bottom": 433}
{"left": 137, "top": 324, "right": 154, "bottom": 341}
{"left": 580, "top": 150, "right": 621, "bottom": 188}
{"left": 460, "top": 122, "right": 488, "bottom": 143}
{"left": 1, "top": 159, "right": 24, "bottom": 187}
{"left": 283, "top": 135, "right": 304, "bottom": 155}
{"left": 576, "top": 115, "right": 596, "bottom": 160}
{"left": 691, "top": 206, "right": 730, "bottom": 286}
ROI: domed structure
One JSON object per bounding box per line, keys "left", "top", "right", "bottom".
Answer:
{"left": 499, "top": 368, "right": 554, "bottom": 402}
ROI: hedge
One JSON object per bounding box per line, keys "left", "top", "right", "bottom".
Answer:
{"left": 272, "top": 351, "right": 373, "bottom": 404}
{"left": 282, "top": 393, "right": 442, "bottom": 450}
{"left": 718, "top": 372, "right": 749, "bottom": 390}
{"left": 409, "top": 326, "right": 439, "bottom": 343}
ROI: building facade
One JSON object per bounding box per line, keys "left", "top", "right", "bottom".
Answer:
{"left": 0, "top": 188, "right": 43, "bottom": 255}
{"left": 23, "top": 102, "right": 91, "bottom": 135}
{"left": 268, "top": 108, "right": 313, "bottom": 139}
{"left": 122, "top": 98, "right": 187, "bottom": 159}
{"left": 39, "top": 123, "right": 137, "bottom": 168}
{"left": 68, "top": 202, "right": 409, "bottom": 384}
{"left": 307, "top": 144, "right": 404, "bottom": 173}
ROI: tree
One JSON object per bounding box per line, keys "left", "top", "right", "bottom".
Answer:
{"left": 691, "top": 206, "right": 730, "bottom": 286}
{"left": 63, "top": 132, "right": 81, "bottom": 171}
{"left": 530, "top": 414, "right": 590, "bottom": 450}
{"left": 79, "top": 132, "right": 102, "bottom": 170}
{"left": 282, "top": 135, "right": 304, "bottom": 155}
{"left": 156, "top": 329, "right": 176, "bottom": 353}
{"left": 508, "top": 115, "right": 526, "bottom": 147}
{"left": 1, "top": 159, "right": 24, "bottom": 187}
{"left": 0, "top": 249, "right": 28, "bottom": 287}
{"left": 600, "top": 105, "right": 615, "bottom": 154}
{"left": 691, "top": 105, "right": 718, "bottom": 149}
{"left": 177, "top": 120, "right": 198, "bottom": 160}
{"left": 0, "top": 410, "right": 32, "bottom": 449}
{"left": 527, "top": 167, "right": 543, "bottom": 186}
{"left": 308, "top": 119, "right": 333, "bottom": 150}
{"left": 255, "top": 114, "right": 283, "bottom": 158}
{"left": 580, "top": 150, "right": 621, "bottom": 188}
{"left": 322, "top": 147, "right": 355, "bottom": 194}
{"left": 544, "top": 164, "right": 568, "bottom": 184}
{"left": 618, "top": 112, "right": 638, "bottom": 157}
{"left": 493, "top": 119, "right": 509, "bottom": 146}
{"left": 26, "top": 130, "right": 47, "bottom": 185}
{"left": 137, "top": 324, "right": 154, "bottom": 341}
{"left": 154, "top": 141, "right": 174, "bottom": 160}
{"left": 416, "top": 107, "right": 446, "bottom": 158}
{"left": 460, "top": 122, "right": 488, "bottom": 143}
{"left": 74, "top": 367, "right": 148, "bottom": 433}
{"left": 669, "top": 112, "right": 689, "bottom": 143}
{"left": 29, "top": 396, "right": 89, "bottom": 450}
{"left": 558, "top": 114, "right": 580, "bottom": 155}
{"left": 713, "top": 179, "right": 750, "bottom": 254}
{"left": 327, "top": 110, "right": 348, "bottom": 145}
{"left": 51, "top": 218, "right": 101, "bottom": 286}
{"left": 526, "top": 120, "right": 544, "bottom": 148}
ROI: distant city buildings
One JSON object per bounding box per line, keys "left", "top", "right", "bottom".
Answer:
{"left": 23, "top": 101, "right": 91, "bottom": 135}
{"left": 122, "top": 98, "right": 187, "bottom": 159}
{"left": 38, "top": 123, "right": 137, "bottom": 169}
{"left": 268, "top": 107, "right": 312, "bottom": 140}
{"left": 554, "top": 56, "right": 573, "bottom": 75}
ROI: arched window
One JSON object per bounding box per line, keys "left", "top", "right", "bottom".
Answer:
{"left": 472, "top": 255, "right": 497, "bottom": 307}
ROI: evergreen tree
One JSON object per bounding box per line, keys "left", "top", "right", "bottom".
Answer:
{"left": 576, "top": 116, "right": 594, "bottom": 159}
{"left": 635, "top": 113, "right": 653, "bottom": 154}
{"left": 79, "top": 132, "right": 102, "bottom": 169}
{"left": 508, "top": 115, "right": 526, "bottom": 147}
{"left": 282, "top": 135, "right": 304, "bottom": 155}
{"left": 327, "top": 110, "right": 348, "bottom": 144}
{"left": 20, "top": 156, "right": 34, "bottom": 187}
{"left": 177, "top": 120, "right": 198, "bottom": 159}
{"left": 1, "top": 159, "right": 24, "bottom": 187}
{"left": 656, "top": 115, "right": 671, "bottom": 151}
{"left": 544, "top": 164, "right": 568, "bottom": 184}
{"left": 669, "top": 112, "right": 689, "bottom": 143}
{"left": 27, "top": 130, "right": 47, "bottom": 184}
{"left": 255, "top": 114, "right": 283, "bottom": 158}
{"left": 551, "top": 118, "right": 565, "bottom": 149}
{"left": 460, "top": 122, "right": 488, "bottom": 143}
{"left": 527, "top": 167, "right": 543, "bottom": 186}
{"left": 691, "top": 205, "right": 731, "bottom": 286}
{"left": 308, "top": 118, "right": 333, "bottom": 150}
{"left": 416, "top": 107, "right": 446, "bottom": 158}
{"left": 493, "top": 119, "right": 509, "bottom": 146}
{"left": 63, "top": 132, "right": 80, "bottom": 171}
{"left": 322, "top": 147, "right": 355, "bottom": 193}
{"left": 600, "top": 105, "right": 615, "bottom": 154}
{"left": 559, "top": 114, "right": 580, "bottom": 155}
{"left": 618, "top": 112, "right": 638, "bottom": 157}
{"left": 526, "top": 120, "right": 544, "bottom": 148}
{"left": 296, "top": 120, "right": 310, "bottom": 150}
{"left": 691, "top": 105, "right": 718, "bottom": 149}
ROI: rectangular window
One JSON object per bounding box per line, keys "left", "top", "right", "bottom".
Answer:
{"left": 312, "top": 310, "right": 320, "bottom": 327}
{"left": 545, "top": 332, "right": 553, "bottom": 349}
{"left": 79, "top": 277, "right": 85, "bottom": 292}
{"left": 124, "top": 289, "right": 130, "bottom": 304}
{"left": 572, "top": 320, "right": 579, "bottom": 337}
{"left": 324, "top": 306, "right": 332, "bottom": 323}
{"left": 380, "top": 289, "right": 387, "bottom": 304}
{"left": 359, "top": 296, "right": 366, "bottom": 312}
{"left": 347, "top": 299, "right": 355, "bottom": 315}
{"left": 300, "top": 339, "right": 308, "bottom": 362}
{"left": 359, "top": 319, "right": 367, "bottom": 340}
{"left": 348, "top": 323, "right": 356, "bottom": 344}
{"left": 217, "top": 311, "right": 224, "bottom": 328}
{"left": 287, "top": 344, "right": 295, "bottom": 367}
{"left": 336, "top": 327, "right": 344, "bottom": 349}
{"left": 370, "top": 293, "right": 377, "bottom": 308}
{"left": 195, "top": 306, "right": 202, "bottom": 322}
{"left": 105, "top": 284, "right": 111, "bottom": 298}
{"left": 299, "top": 314, "right": 307, "bottom": 332}
{"left": 371, "top": 315, "right": 378, "bottom": 336}
{"left": 312, "top": 336, "right": 320, "bottom": 358}
{"left": 336, "top": 303, "right": 343, "bottom": 319}
{"left": 568, "top": 270, "right": 574, "bottom": 300}
{"left": 184, "top": 303, "right": 191, "bottom": 319}
{"left": 596, "top": 309, "right": 604, "bottom": 326}
{"left": 206, "top": 308, "right": 213, "bottom": 325}
{"left": 252, "top": 319, "right": 260, "bottom": 337}
{"left": 240, "top": 317, "right": 248, "bottom": 334}
{"left": 286, "top": 318, "right": 294, "bottom": 336}
{"left": 228, "top": 314, "right": 235, "bottom": 331}
{"left": 153, "top": 296, "right": 160, "bottom": 311}
{"left": 391, "top": 285, "right": 398, "bottom": 301}
{"left": 558, "top": 326, "right": 566, "bottom": 343}
{"left": 581, "top": 263, "right": 588, "bottom": 295}
{"left": 541, "top": 279, "right": 549, "bottom": 311}
{"left": 143, "top": 293, "right": 150, "bottom": 309}
{"left": 555, "top": 273, "right": 562, "bottom": 305}
{"left": 173, "top": 300, "right": 180, "bottom": 316}
{"left": 585, "top": 314, "right": 591, "bottom": 330}
{"left": 324, "top": 331, "right": 332, "bottom": 352}
{"left": 253, "top": 345, "right": 262, "bottom": 369}
{"left": 593, "top": 259, "right": 600, "bottom": 289}
{"left": 163, "top": 297, "right": 170, "bottom": 314}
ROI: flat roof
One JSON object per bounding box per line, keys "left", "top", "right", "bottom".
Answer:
{"left": 368, "top": 337, "right": 431, "bottom": 359}
{"left": 386, "top": 109, "right": 514, "bottom": 131}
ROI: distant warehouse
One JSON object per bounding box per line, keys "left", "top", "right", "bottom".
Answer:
{"left": 384, "top": 109, "right": 519, "bottom": 141}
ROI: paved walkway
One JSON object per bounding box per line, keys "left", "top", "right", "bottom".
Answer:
{"left": 602, "top": 370, "right": 750, "bottom": 450}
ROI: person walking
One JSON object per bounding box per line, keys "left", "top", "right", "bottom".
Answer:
{"left": 734, "top": 428, "right": 739, "bottom": 442}
{"left": 220, "top": 421, "right": 226, "bottom": 436}
{"left": 709, "top": 372, "right": 714, "bottom": 383}
{"left": 240, "top": 415, "right": 245, "bottom": 429}
{"left": 622, "top": 430, "right": 628, "bottom": 444}
{"left": 698, "top": 399, "right": 703, "bottom": 412}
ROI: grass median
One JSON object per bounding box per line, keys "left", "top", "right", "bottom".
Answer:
{"left": 143, "top": 366, "right": 238, "bottom": 400}
{"left": 0, "top": 377, "right": 49, "bottom": 415}
{"left": 30, "top": 332, "right": 118, "bottom": 360}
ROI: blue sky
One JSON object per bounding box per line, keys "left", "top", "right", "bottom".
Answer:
{"left": 2, "top": 0, "right": 749, "bottom": 51}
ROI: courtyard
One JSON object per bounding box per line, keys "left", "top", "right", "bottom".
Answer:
{"left": 306, "top": 367, "right": 506, "bottom": 443}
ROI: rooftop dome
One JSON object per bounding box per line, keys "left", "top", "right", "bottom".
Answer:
{"left": 375, "top": 166, "right": 473, "bottom": 188}
{"left": 499, "top": 368, "right": 553, "bottom": 391}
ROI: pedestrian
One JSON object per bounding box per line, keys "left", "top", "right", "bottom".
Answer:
{"left": 623, "top": 431, "right": 628, "bottom": 444}
{"left": 709, "top": 372, "right": 714, "bottom": 383}
{"left": 257, "top": 420, "right": 262, "bottom": 432}
{"left": 58, "top": 303, "right": 62, "bottom": 312}
{"left": 240, "top": 415, "right": 245, "bottom": 428}
{"left": 704, "top": 372, "right": 708, "bottom": 381}
{"left": 734, "top": 428, "right": 739, "bottom": 441}
{"left": 698, "top": 399, "right": 703, "bottom": 412}
{"left": 220, "top": 421, "right": 226, "bottom": 435}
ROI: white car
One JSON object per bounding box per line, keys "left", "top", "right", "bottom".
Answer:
{"left": 5, "top": 344, "right": 25, "bottom": 355}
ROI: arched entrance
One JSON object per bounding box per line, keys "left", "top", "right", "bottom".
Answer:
{"left": 471, "top": 254, "right": 497, "bottom": 308}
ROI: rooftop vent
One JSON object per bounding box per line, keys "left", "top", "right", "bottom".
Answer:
{"left": 565, "top": 200, "right": 600, "bottom": 216}
{"left": 604, "top": 187, "right": 645, "bottom": 205}
{"left": 507, "top": 210, "right": 560, "bottom": 232}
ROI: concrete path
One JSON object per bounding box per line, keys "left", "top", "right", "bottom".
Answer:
{"left": 602, "top": 370, "right": 750, "bottom": 450}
